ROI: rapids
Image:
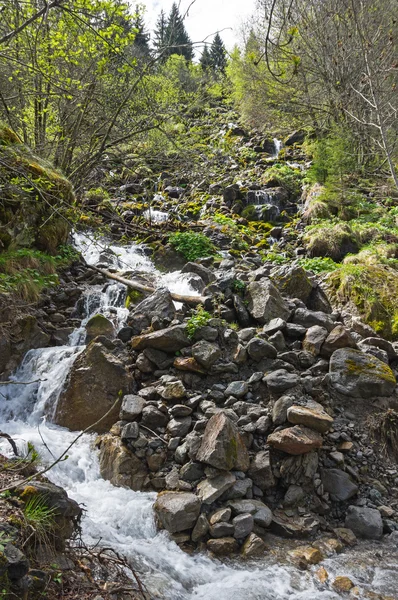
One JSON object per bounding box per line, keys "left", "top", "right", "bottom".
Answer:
{"left": 0, "top": 232, "right": 397, "bottom": 599}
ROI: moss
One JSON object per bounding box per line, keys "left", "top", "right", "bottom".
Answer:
{"left": 303, "top": 223, "right": 359, "bottom": 261}
{"left": 345, "top": 358, "right": 396, "bottom": 383}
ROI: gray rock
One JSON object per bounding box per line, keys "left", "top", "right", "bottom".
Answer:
{"left": 264, "top": 369, "right": 299, "bottom": 394}
{"left": 167, "top": 417, "right": 192, "bottom": 437}
{"left": 345, "top": 506, "right": 383, "bottom": 540}
{"left": 131, "top": 324, "right": 191, "bottom": 352}
{"left": 180, "top": 461, "right": 205, "bottom": 482}
{"left": 210, "top": 522, "right": 235, "bottom": 538}
{"left": 293, "top": 308, "right": 334, "bottom": 332}
{"left": 196, "top": 412, "right": 250, "bottom": 471}
{"left": 120, "top": 395, "right": 145, "bottom": 421}
{"left": 241, "top": 533, "right": 266, "bottom": 558}
{"left": 271, "top": 265, "right": 313, "bottom": 303}
{"left": 192, "top": 340, "right": 222, "bottom": 369}
{"left": 129, "top": 288, "right": 175, "bottom": 335}
{"left": 141, "top": 405, "right": 169, "bottom": 429}
{"left": 321, "top": 325, "right": 357, "bottom": 357}
{"left": 191, "top": 514, "right": 209, "bottom": 542}
{"left": 321, "top": 468, "right": 358, "bottom": 501}
{"left": 247, "top": 338, "right": 277, "bottom": 361}
{"left": 329, "top": 348, "right": 396, "bottom": 398}
{"left": 233, "top": 513, "right": 254, "bottom": 539}
{"left": 263, "top": 318, "right": 287, "bottom": 336}
{"left": 228, "top": 499, "right": 273, "bottom": 528}
{"left": 210, "top": 508, "right": 232, "bottom": 524}
{"left": 246, "top": 279, "right": 290, "bottom": 325}
{"left": 248, "top": 450, "right": 275, "bottom": 491}
{"left": 272, "top": 395, "right": 295, "bottom": 425}
{"left": 159, "top": 379, "right": 186, "bottom": 400}
{"left": 197, "top": 472, "right": 236, "bottom": 503}
{"left": 154, "top": 492, "right": 201, "bottom": 533}
{"left": 225, "top": 380, "right": 249, "bottom": 398}
{"left": 302, "top": 326, "right": 328, "bottom": 357}
{"left": 4, "top": 544, "right": 29, "bottom": 580}
{"left": 221, "top": 478, "right": 253, "bottom": 500}
{"left": 170, "top": 405, "right": 192, "bottom": 417}
{"left": 121, "top": 422, "right": 139, "bottom": 441}
{"left": 287, "top": 402, "right": 333, "bottom": 433}
{"left": 181, "top": 262, "right": 216, "bottom": 285}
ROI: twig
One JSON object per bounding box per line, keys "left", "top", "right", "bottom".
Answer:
{"left": 0, "top": 432, "right": 19, "bottom": 456}
{"left": 139, "top": 424, "right": 166, "bottom": 444}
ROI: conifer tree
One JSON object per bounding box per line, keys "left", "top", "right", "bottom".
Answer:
{"left": 199, "top": 44, "right": 212, "bottom": 71}
{"left": 164, "top": 3, "right": 194, "bottom": 62}
{"left": 131, "top": 7, "right": 150, "bottom": 60}
{"left": 153, "top": 9, "right": 167, "bottom": 58}
{"left": 210, "top": 33, "right": 227, "bottom": 74}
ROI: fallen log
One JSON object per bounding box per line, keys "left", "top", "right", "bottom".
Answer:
{"left": 89, "top": 265, "right": 208, "bottom": 307}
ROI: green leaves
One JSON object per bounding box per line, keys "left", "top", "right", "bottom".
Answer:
{"left": 168, "top": 232, "right": 216, "bottom": 261}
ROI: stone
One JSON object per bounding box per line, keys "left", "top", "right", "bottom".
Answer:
{"left": 207, "top": 537, "right": 238, "bottom": 555}
{"left": 192, "top": 341, "right": 222, "bottom": 369}
{"left": 221, "top": 478, "right": 252, "bottom": 500}
{"left": 118, "top": 326, "right": 134, "bottom": 342}
{"left": 159, "top": 380, "right": 186, "bottom": 400}
{"left": 144, "top": 348, "right": 174, "bottom": 369}
{"left": 287, "top": 403, "right": 333, "bottom": 433}
{"left": 170, "top": 405, "right": 192, "bottom": 418}
{"left": 272, "top": 395, "right": 295, "bottom": 426}
{"left": 247, "top": 338, "right": 277, "bottom": 361}
{"left": 329, "top": 348, "right": 396, "bottom": 398}
{"left": 181, "top": 262, "right": 216, "bottom": 285}
{"left": 321, "top": 325, "right": 357, "bottom": 357}
{"left": 345, "top": 506, "right": 383, "bottom": 540}
{"left": 154, "top": 492, "right": 201, "bottom": 533}
{"left": 293, "top": 308, "right": 334, "bottom": 332}
{"left": 316, "top": 566, "right": 329, "bottom": 584}
{"left": 263, "top": 318, "right": 286, "bottom": 336}
{"left": 245, "top": 279, "right": 290, "bottom": 325}
{"left": 85, "top": 314, "right": 115, "bottom": 343}
{"left": 197, "top": 472, "right": 236, "bottom": 504}
{"left": 288, "top": 546, "right": 323, "bottom": 569}
{"left": 332, "top": 576, "right": 354, "bottom": 592}
{"left": 233, "top": 513, "right": 254, "bottom": 539}
{"left": 120, "top": 422, "right": 139, "bottom": 441}
{"left": 284, "top": 484, "right": 305, "bottom": 507}
{"left": 129, "top": 288, "right": 175, "bottom": 335}
{"left": 241, "top": 533, "right": 267, "bottom": 558}
{"left": 141, "top": 405, "right": 169, "bottom": 429}
{"left": 173, "top": 357, "right": 206, "bottom": 374}
{"left": 333, "top": 527, "right": 358, "bottom": 547}
{"left": 180, "top": 461, "right": 205, "bottom": 482}
{"left": 210, "top": 522, "right": 235, "bottom": 538}
{"left": 272, "top": 265, "right": 313, "bottom": 303}
{"left": 224, "top": 380, "right": 249, "bottom": 398}
{"left": 228, "top": 499, "right": 273, "bottom": 528}
{"left": 210, "top": 508, "right": 232, "bottom": 525}
{"left": 302, "top": 326, "right": 328, "bottom": 357}
{"left": 264, "top": 370, "right": 299, "bottom": 394}
{"left": 98, "top": 434, "right": 147, "bottom": 490}
{"left": 4, "top": 544, "right": 29, "bottom": 580}
{"left": 191, "top": 514, "right": 209, "bottom": 542}
{"left": 196, "top": 413, "right": 250, "bottom": 471}
{"left": 271, "top": 511, "right": 320, "bottom": 538}
{"left": 280, "top": 452, "right": 319, "bottom": 486}
{"left": 268, "top": 426, "right": 322, "bottom": 455}
{"left": 321, "top": 468, "right": 358, "bottom": 501}
{"left": 248, "top": 450, "right": 275, "bottom": 490}
{"left": 285, "top": 130, "right": 305, "bottom": 145}
{"left": 120, "top": 395, "right": 145, "bottom": 421}
{"left": 131, "top": 324, "right": 191, "bottom": 352}
{"left": 167, "top": 417, "right": 192, "bottom": 437}
{"left": 54, "top": 341, "right": 130, "bottom": 433}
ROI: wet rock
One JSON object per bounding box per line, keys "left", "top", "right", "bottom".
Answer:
{"left": 288, "top": 546, "right": 323, "bottom": 569}
{"left": 118, "top": 326, "right": 134, "bottom": 342}
{"left": 191, "top": 514, "right": 209, "bottom": 542}
{"left": 268, "top": 426, "right": 322, "bottom": 455}
{"left": 192, "top": 341, "right": 222, "bottom": 369}
{"left": 181, "top": 262, "right": 216, "bottom": 285}
{"left": 332, "top": 576, "right": 354, "bottom": 592}
{"left": 321, "top": 325, "right": 357, "bottom": 357}
{"left": 247, "top": 338, "right": 277, "bottom": 361}
{"left": 207, "top": 537, "right": 238, "bottom": 555}
{"left": 154, "top": 492, "right": 201, "bottom": 533}
{"left": 333, "top": 527, "right": 358, "bottom": 547}
{"left": 228, "top": 499, "right": 273, "bottom": 528}
{"left": 54, "top": 341, "right": 130, "bottom": 433}
{"left": 98, "top": 434, "right": 147, "bottom": 490}
{"left": 264, "top": 370, "right": 299, "bottom": 394}
{"left": 302, "top": 326, "right": 328, "bottom": 357}
{"left": 287, "top": 402, "right": 333, "bottom": 433}
{"left": 129, "top": 288, "right": 175, "bottom": 335}
{"left": 248, "top": 450, "right": 275, "bottom": 490}
{"left": 345, "top": 506, "right": 383, "bottom": 540}
{"left": 271, "top": 511, "right": 320, "bottom": 538}
{"left": 245, "top": 280, "right": 290, "bottom": 325}
{"left": 233, "top": 513, "right": 254, "bottom": 539}
{"left": 241, "top": 533, "right": 266, "bottom": 558}
{"left": 131, "top": 324, "right": 191, "bottom": 352}
{"left": 329, "top": 348, "right": 396, "bottom": 398}
{"left": 196, "top": 413, "right": 250, "bottom": 471}
{"left": 197, "top": 472, "right": 236, "bottom": 503}
{"left": 85, "top": 314, "right": 115, "bottom": 343}
{"left": 321, "top": 469, "right": 358, "bottom": 501}
{"left": 120, "top": 395, "right": 145, "bottom": 421}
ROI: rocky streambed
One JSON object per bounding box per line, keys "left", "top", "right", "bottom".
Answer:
{"left": 1, "top": 231, "right": 398, "bottom": 599}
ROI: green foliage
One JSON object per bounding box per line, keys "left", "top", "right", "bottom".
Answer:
{"left": 186, "top": 305, "right": 212, "bottom": 339}
{"left": 298, "top": 256, "right": 341, "bottom": 273}
{"left": 262, "top": 163, "right": 303, "bottom": 198}
{"left": 0, "top": 532, "right": 12, "bottom": 553}
{"left": 262, "top": 251, "right": 289, "bottom": 264}
{"left": 23, "top": 494, "right": 56, "bottom": 544}
{"left": 0, "top": 248, "right": 59, "bottom": 300}
{"left": 232, "top": 279, "right": 246, "bottom": 293}
{"left": 169, "top": 232, "right": 216, "bottom": 261}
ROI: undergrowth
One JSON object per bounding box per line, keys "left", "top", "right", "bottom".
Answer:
{"left": 169, "top": 231, "right": 216, "bottom": 261}
{"left": 186, "top": 305, "right": 212, "bottom": 339}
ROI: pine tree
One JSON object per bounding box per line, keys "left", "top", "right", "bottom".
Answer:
{"left": 199, "top": 44, "right": 212, "bottom": 71}
{"left": 210, "top": 33, "right": 227, "bottom": 74}
{"left": 164, "top": 3, "right": 194, "bottom": 62}
{"left": 153, "top": 9, "right": 167, "bottom": 58}
{"left": 131, "top": 7, "right": 150, "bottom": 60}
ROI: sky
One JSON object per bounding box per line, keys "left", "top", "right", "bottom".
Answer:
{"left": 142, "top": 0, "right": 258, "bottom": 54}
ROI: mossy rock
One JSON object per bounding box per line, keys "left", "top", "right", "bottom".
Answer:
{"left": 304, "top": 223, "right": 359, "bottom": 261}
{"left": 85, "top": 314, "right": 115, "bottom": 343}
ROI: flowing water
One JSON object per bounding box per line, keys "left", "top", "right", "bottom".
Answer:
{"left": 1, "top": 232, "right": 398, "bottom": 599}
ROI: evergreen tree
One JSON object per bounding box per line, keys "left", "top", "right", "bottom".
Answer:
{"left": 210, "top": 33, "right": 227, "bottom": 74}
{"left": 153, "top": 9, "right": 167, "bottom": 58}
{"left": 199, "top": 44, "right": 212, "bottom": 71}
{"left": 164, "top": 3, "right": 194, "bottom": 62}
{"left": 131, "top": 7, "right": 151, "bottom": 60}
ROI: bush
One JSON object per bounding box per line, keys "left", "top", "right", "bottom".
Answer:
{"left": 298, "top": 256, "right": 341, "bottom": 274}
{"left": 186, "top": 305, "right": 212, "bottom": 339}
{"left": 262, "top": 163, "right": 303, "bottom": 198}
{"left": 169, "top": 232, "right": 216, "bottom": 261}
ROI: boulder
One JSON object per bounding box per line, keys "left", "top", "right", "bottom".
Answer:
{"left": 241, "top": 533, "right": 267, "bottom": 558}
{"left": 321, "top": 325, "right": 357, "bottom": 357}
{"left": 233, "top": 513, "right": 254, "bottom": 539}
{"left": 329, "top": 348, "right": 396, "bottom": 398}
{"left": 293, "top": 308, "right": 334, "bottom": 332}
{"left": 264, "top": 369, "right": 299, "bottom": 394}
{"left": 98, "top": 434, "right": 147, "bottom": 490}
{"left": 272, "top": 395, "right": 295, "bottom": 426}
{"left": 302, "top": 326, "right": 328, "bottom": 357}
{"left": 192, "top": 341, "right": 222, "bottom": 369}
{"left": 245, "top": 279, "right": 290, "bottom": 325}
{"left": 196, "top": 413, "right": 250, "bottom": 471}
{"left": 271, "top": 265, "right": 313, "bottom": 303}
{"left": 321, "top": 469, "right": 358, "bottom": 501}
{"left": 345, "top": 506, "right": 383, "bottom": 540}
{"left": 191, "top": 514, "right": 209, "bottom": 542}
{"left": 207, "top": 537, "right": 238, "bottom": 555}
{"left": 154, "top": 492, "right": 201, "bottom": 533}
{"left": 129, "top": 288, "right": 175, "bottom": 335}
{"left": 181, "top": 262, "right": 216, "bottom": 285}
{"left": 248, "top": 450, "right": 275, "bottom": 490}
{"left": 287, "top": 402, "right": 333, "bottom": 433}
{"left": 197, "top": 472, "right": 236, "bottom": 503}
{"left": 227, "top": 499, "right": 273, "bottom": 528}
{"left": 224, "top": 380, "right": 249, "bottom": 398}
{"left": 246, "top": 338, "right": 277, "bottom": 361}
{"left": 85, "top": 314, "right": 115, "bottom": 343}
{"left": 54, "top": 341, "right": 130, "bottom": 432}
{"left": 120, "top": 395, "right": 145, "bottom": 421}
{"left": 131, "top": 324, "right": 191, "bottom": 352}
{"left": 267, "top": 426, "right": 323, "bottom": 455}
{"left": 285, "top": 130, "right": 305, "bottom": 145}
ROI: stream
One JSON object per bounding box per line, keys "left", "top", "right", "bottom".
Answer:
{"left": 1, "top": 232, "right": 398, "bottom": 599}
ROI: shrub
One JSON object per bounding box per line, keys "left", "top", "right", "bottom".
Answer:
{"left": 298, "top": 256, "right": 341, "bottom": 274}
{"left": 262, "top": 163, "right": 303, "bottom": 198}
{"left": 186, "top": 305, "right": 212, "bottom": 339}
{"left": 169, "top": 232, "right": 216, "bottom": 261}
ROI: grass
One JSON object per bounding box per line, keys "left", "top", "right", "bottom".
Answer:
{"left": 22, "top": 494, "right": 56, "bottom": 548}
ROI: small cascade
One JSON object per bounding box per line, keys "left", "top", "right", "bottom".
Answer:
{"left": 143, "top": 208, "right": 170, "bottom": 223}
{"left": 273, "top": 138, "right": 283, "bottom": 157}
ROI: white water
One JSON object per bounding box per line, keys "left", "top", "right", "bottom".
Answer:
{"left": 0, "top": 232, "right": 397, "bottom": 599}
{"left": 143, "top": 208, "right": 170, "bottom": 224}
{"left": 273, "top": 138, "right": 282, "bottom": 158}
